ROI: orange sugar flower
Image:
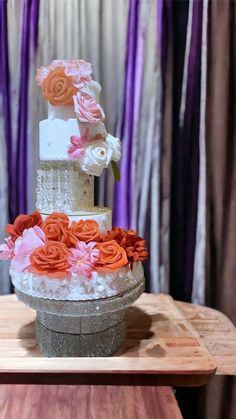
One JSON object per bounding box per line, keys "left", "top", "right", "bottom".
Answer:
{"left": 41, "top": 67, "right": 77, "bottom": 106}
{"left": 29, "top": 241, "right": 71, "bottom": 278}
{"left": 68, "top": 220, "right": 101, "bottom": 246}
{"left": 6, "top": 211, "right": 43, "bottom": 242}
{"left": 95, "top": 240, "right": 128, "bottom": 273}
{"left": 103, "top": 227, "right": 148, "bottom": 263}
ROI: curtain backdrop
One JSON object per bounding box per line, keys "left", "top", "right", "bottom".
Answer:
{"left": 1, "top": 0, "right": 236, "bottom": 304}
{"left": 1, "top": 1, "right": 236, "bottom": 418}
{"left": 1, "top": 0, "right": 235, "bottom": 309}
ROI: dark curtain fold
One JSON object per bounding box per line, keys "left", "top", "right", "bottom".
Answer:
{"left": 170, "top": 0, "right": 202, "bottom": 302}
{"left": 205, "top": 0, "right": 236, "bottom": 325}
{"left": 203, "top": 2, "right": 236, "bottom": 419}
{"left": 177, "top": 2, "right": 236, "bottom": 419}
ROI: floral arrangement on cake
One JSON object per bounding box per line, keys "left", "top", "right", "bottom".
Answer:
{"left": 0, "top": 211, "right": 148, "bottom": 279}
{"left": 36, "top": 60, "right": 121, "bottom": 178}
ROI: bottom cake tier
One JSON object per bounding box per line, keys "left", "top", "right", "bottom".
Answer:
{"left": 10, "top": 261, "right": 144, "bottom": 300}
{"left": 1, "top": 208, "right": 148, "bottom": 357}
{"left": 14, "top": 278, "right": 145, "bottom": 357}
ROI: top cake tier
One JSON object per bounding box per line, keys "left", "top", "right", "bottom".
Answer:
{"left": 36, "top": 60, "right": 121, "bottom": 178}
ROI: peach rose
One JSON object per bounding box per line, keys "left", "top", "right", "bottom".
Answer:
{"left": 6, "top": 211, "right": 43, "bottom": 242}
{"left": 68, "top": 220, "right": 101, "bottom": 246}
{"left": 95, "top": 240, "right": 128, "bottom": 273}
{"left": 42, "top": 221, "right": 68, "bottom": 245}
{"left": 44, "top": 212, "right": 69, "bottom": 228}
{"left": 29, "top": 241, "right": 71, "bottom": 278}
{"left": 42, "top": 68, "right": 77, "bottom": 106}
{"left": 73, "top": 92, "right": 105, "bottom": 124}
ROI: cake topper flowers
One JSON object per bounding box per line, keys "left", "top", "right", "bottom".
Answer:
{"left": 36, "top": 59, "right": 121, "bottom": 179}
{"left": 36, "top": 60, "right": 100, "bottom": 114}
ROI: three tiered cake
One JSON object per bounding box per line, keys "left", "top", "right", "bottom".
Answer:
{"left": 0, "top": 60, "right": 148, "bottom": 357}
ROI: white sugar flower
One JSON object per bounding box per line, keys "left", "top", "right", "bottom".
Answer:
{"left": 79, "top": 140, "right": 113, "bottom": 176}
{"left": 80, "top": 81, "right": 102, "bottom": 102}
{"left": 106, "top": 134, "right": 121, "bottom": 162}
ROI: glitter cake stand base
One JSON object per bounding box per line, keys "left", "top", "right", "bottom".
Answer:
{"left": 15, "top": 279, "right": 144, "bottom": 357}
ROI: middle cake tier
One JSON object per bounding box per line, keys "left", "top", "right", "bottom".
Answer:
{"left": 36, "top": 160, "right": 94, "bottom": 212}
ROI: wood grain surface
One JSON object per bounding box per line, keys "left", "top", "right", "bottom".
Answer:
{"left": 0, "top": 293, "right": 218, "bottom": 386}
{"left": 0, "top": 385, "right": 183, "bottom": 419}
{"left": 176, "top": 300, "right": 236, "bottom": 375}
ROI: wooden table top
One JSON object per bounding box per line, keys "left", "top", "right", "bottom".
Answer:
{"left": 0, "top": 292, "right": 234, "bottom": 386}
{"left": 0, "top": 385, "right": 183, "bottom": 419}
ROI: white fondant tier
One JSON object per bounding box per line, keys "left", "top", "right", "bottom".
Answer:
{"left": 40, "top": 118, "right": 106, "bottom": 160}
{"left": 36, "top": 160, "right": 94, "bottom": 212}
{"left": 41, "top": 208, "right": 112, "bottom": 233}
{"left": 10, "top": 262, "right": 144, "bottom": 301}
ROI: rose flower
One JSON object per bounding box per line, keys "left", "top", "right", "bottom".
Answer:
{"left": 103, "top": 227, "right": 148, "bottom": 263}
{"left": 68, "top": 220, "right": 101, "bottom": 246}
{"left": 6, "top": 211, "right": 42, "bottom": 242}
{"left": 95, "top": 240, "right": 128, "bottom": 273}
{"left": 73, "top": 92, "right": 105, "bottom": 124}
{"left": 44, "top": 212, "right": 69, "bottom": 228}
{"left": 42, "top": 212, "right": 70, "bottom": 246}
{"left": 29, "top": 241, "right": 71, "bottom": 278}
{"left": 42, "top": 67, "right": 77, "bottom": 106}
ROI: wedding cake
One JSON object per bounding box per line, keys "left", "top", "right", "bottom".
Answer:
{"left": 0, "top": 60, "right": 148, "bottom": 356}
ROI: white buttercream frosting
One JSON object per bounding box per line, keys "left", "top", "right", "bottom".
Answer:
{"left": 10, "top": 261, "right": 144, "bottom": 301}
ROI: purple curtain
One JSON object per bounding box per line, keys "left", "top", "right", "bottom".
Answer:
{"left": 17, "top": 0, "right": 40, "bottom": 214}
{"left": 169, "top": 0, "right": 202, "bottom": 302}
{"left": 0, "top": 0, "right": 39, "bottom": 221}
{"left": 113, "top": 0, "right": 140, "bottom": 229}
{"left": 0, "top": 0, "right": 14, "bottom": 220}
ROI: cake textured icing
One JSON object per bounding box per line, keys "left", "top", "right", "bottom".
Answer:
{"left": 0, "top": 59, "right": 148, "bottom": 301}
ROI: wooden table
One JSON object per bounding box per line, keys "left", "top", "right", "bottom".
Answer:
{"left": 0, "top": 292, "right": 235, "bottom": 386}
{"left": 0, "top": 293, "right": 235, "bottom": 419}
{"left": 0, "top": 385, "right": 183, "bottom": 419}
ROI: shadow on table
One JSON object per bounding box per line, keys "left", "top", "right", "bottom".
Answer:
{"left": 115, "top": 306, "right": 156, "bottom": 356}
{"left": 17, "top": 307, "right": 163, "bottom": 357}
{"left": 18, "top": 320, "right": 40, "bottom": 355}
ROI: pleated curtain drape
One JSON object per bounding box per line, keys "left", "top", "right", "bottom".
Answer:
{"left": 0, "top": 0, "right": 235, "bottom": 352}
{"left": 1, "top": 1, "right": 236, "bottom": 418}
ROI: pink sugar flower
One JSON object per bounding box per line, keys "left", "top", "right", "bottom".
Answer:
{"left": 11, "top": 226, "right": 46, "bottom": 272}
{"left": 36, "top": 60, "right": 92, "bottom": 87}
{"left": 36, "top": 66, "right": 50, "bottom": 85}
{"left": 0, "top": 237, "right": 14, "bottom": 259}
{"left": 73, "top": 92, "right": 105, "bottom": 125}
{"left": 64, "top": 60, "right": 92, "bottom": 87}
{"left": 68, "top": 129, "right": 89, "bottom": 159}
{"left": 67, "top": 241, "right": 100, "bottom": 278}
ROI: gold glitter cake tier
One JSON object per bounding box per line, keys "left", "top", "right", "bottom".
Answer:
{"left": 36, "top": 160, "right": 94, "bottom": 213}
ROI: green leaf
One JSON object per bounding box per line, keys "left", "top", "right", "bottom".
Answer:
{"left": 111, "top": 160, "right": 121, "bottom": 182}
